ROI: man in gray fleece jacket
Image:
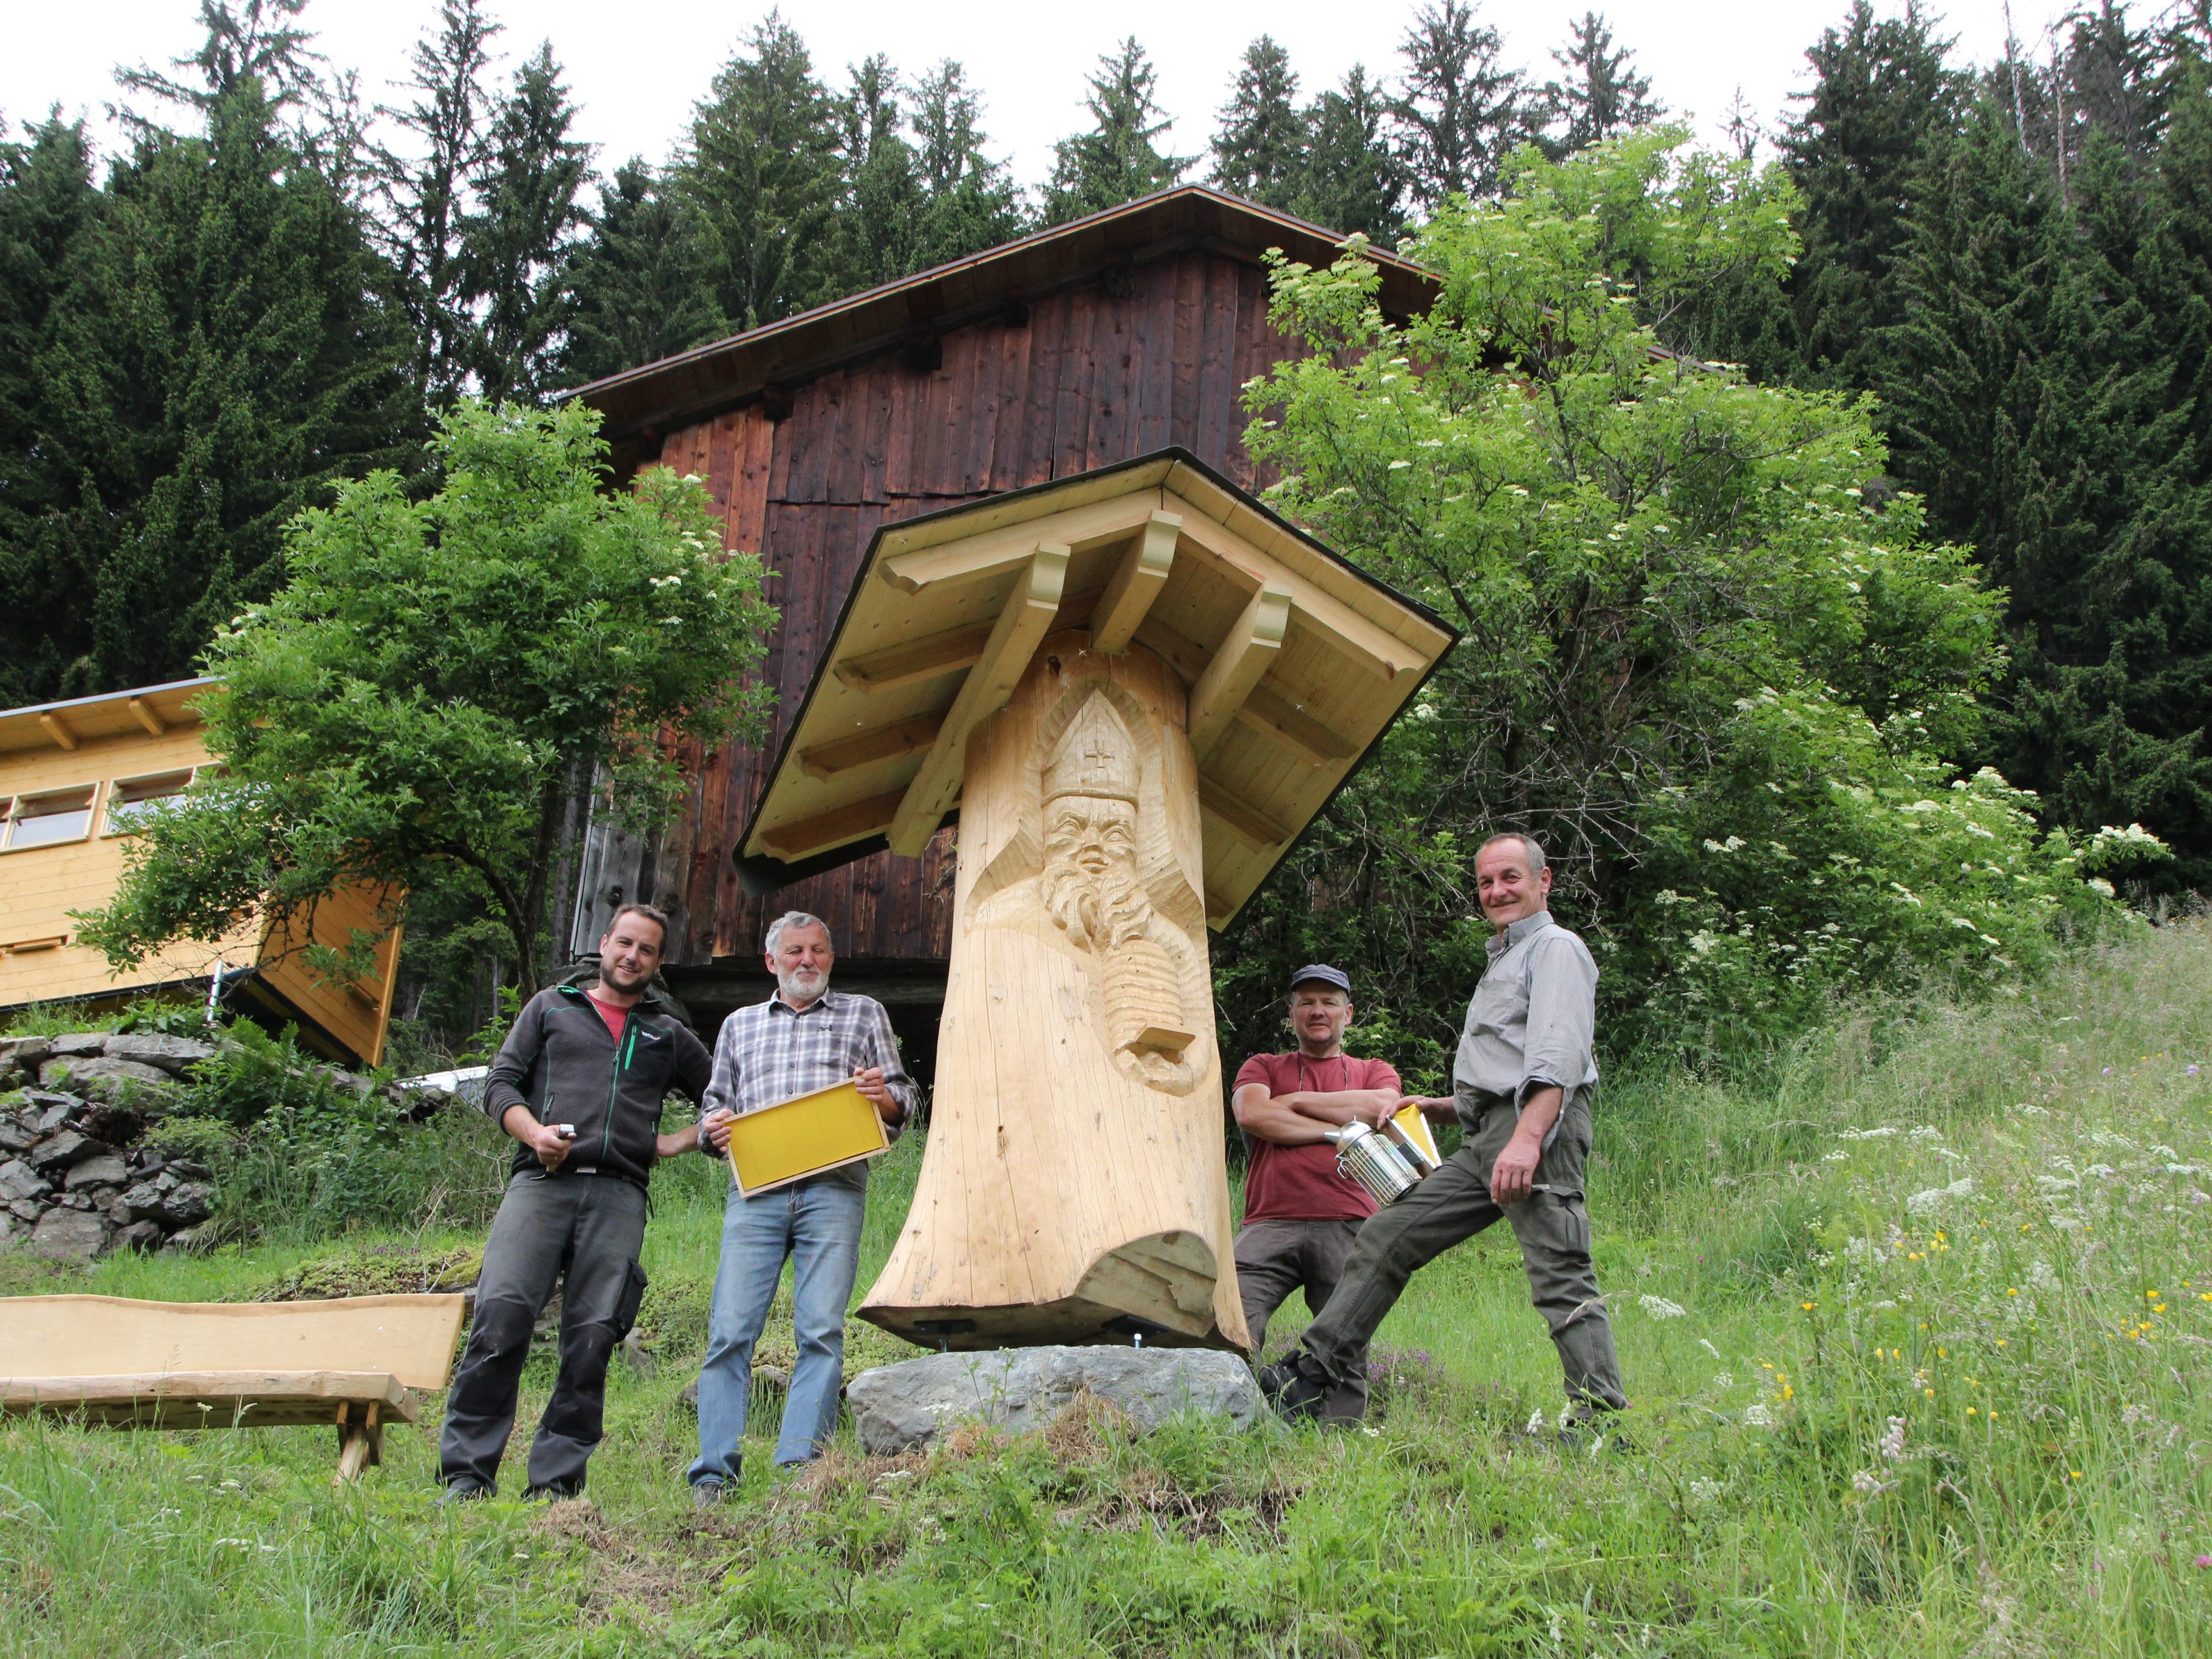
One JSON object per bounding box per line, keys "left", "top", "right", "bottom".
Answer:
{"left": 438, "top": 903, "right": 713, "bottom": 1500}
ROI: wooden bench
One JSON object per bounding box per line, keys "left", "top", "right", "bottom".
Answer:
{"left": 1, "top": 1293, "right": 467, "bottom": 1482}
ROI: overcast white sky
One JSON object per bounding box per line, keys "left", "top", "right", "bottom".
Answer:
{"left": 7, "top": 0, "right": 2086, "bottom": 186}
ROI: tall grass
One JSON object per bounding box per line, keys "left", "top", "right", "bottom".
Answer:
{"left": 3, "top": 923, "right": 2209, "bottom": 1654}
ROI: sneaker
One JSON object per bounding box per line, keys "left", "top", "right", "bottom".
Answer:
{"left": 690, "top": 1479, "right": 729, "bottom": 1510}
{"left": 1255, "top": 1353, "right": 1331, "bottom": 1423}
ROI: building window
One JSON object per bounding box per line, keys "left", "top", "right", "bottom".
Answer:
{"left": 106, "top": 769, "right": 196, "bottom": 833}
{"left": 3, "top": 784, "right": 98, "bottom": 850}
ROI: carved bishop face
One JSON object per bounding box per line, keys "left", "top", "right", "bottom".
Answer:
{"left": 1046, "top": 795, "right": 1137, "bottom": 880}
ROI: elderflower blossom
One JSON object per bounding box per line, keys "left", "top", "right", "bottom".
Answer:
{"left": 1639, "top": 1295, "right": 1688, "bottom": 1319}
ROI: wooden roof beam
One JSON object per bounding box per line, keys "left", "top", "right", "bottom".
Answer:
{"left": 834, "top": 624, "right": 991, "bottom": 695}
{"left": 879, "top": 496, "right": 1160, "bottom": 594}
{"left": 1091, "top": 512, "right": 1180, "bottom": 654}
{"left": 126, "top": 697, "right": 168, "bottom": 737}
{"left": 1234, "top": 685, "right": 1355, "bottom": 765}
{"left": 1200, "top": 780, "right": 1293, "bottom": 849}
{"left": 758, "top": 790, "right": 908, "bottom": 863}
{"left": 888, "top": 542, "right": 1070, "bottom": 857}
{"left": 1187, "top": 583, "right": 1290, "bottom": 761}
{"left": 37, "top": 713, "right": 77, "bottom": 751}
{"left": 798, "top": 713, "right": 945, "bottom": 781}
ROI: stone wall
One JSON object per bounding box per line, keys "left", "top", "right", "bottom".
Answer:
{"left": 0, "top": 1032, "right": 222, "bottom": 1262}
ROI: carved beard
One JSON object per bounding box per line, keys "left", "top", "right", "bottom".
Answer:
{"left": 1042, "top": 836, "right": 1153, "bottom": 953}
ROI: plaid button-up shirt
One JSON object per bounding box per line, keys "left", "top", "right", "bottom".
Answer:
{"left": 703, "top": 988, "right": 918, "bottom": 1189}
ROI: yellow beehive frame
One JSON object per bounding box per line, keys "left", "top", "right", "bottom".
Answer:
{"left": 724, "top": 1079, "right": 891, "bottom": 1196}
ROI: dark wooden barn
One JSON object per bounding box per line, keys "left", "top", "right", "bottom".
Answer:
{"left": 561, "top": 186, "right": 1438, "bottom": 1058}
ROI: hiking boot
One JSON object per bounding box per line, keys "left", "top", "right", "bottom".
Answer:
{"left": 522, "top": 1483, "right": 583, "bottom": 1503}
{"left": 1255, "top": 1352, "right": 1332, "bottom": 1423}
{"left": 437, "top": 1480, "right": 491, "bottom": 1507}
{"left": 690, "top": 1479, "right": 730, "bottom": 1510}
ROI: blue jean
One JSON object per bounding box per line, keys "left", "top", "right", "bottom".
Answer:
{"left": 688, "top": 1178, "right": 866, "bottom": 1482}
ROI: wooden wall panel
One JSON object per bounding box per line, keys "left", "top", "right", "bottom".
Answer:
{"left": 635, "top": 249, "right": 1302, "bottom": 970}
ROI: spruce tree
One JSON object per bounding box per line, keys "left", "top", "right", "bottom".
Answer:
{"left": 906, "top": 61, "right": 1025, "bottom": 268}
{"left": 561, "top": 159, "right": 725, "bottom": 386}
{"left": 1538, "top": 12, "right": 1664, "bottom": 159}
{"left": 1289, "top": 66, "right": 1406, "bottom": 242}
{"left": 0, "top": 118, "right": 104, "bottom": 706}
{"left": 1391, "top": 0, "right": 1530, "bottom": 208}
{"left": 1211, "top": 36, "right": 1303, "bottom": 209}
{"left": 832, "top": 54, "right": 925, "bottom": 291}
{"left": 461, "top": 41, "right": 590, "bottom": 403}
{"left": 677, "top": 12, "right": 844, "bottom": 330}
{"left": 27, "top": 75, "right": 413, "bottom": 698}
{"left": 1044, "top": 38, "right": 1191, "bottom": 224}
{"left": 375, "top": 0, "right": 499, "bottom": 408}
{"left": 1769, "top": 0, "right": 1970, "bottom": 391}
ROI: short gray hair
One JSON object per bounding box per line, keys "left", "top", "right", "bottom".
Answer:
{"left": 765, "top": 911, "right": 832, "bottom": 954}
{"left": 1477, "top": 832, "right": 1547, "bottom": 876}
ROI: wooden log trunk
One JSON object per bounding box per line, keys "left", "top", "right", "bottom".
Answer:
{"left": 861, "top": 630, "right": 1248, "bottom": 1350}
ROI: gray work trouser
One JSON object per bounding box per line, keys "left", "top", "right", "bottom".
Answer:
{"left": 1236, "top": 1217, "right": 1369, "bottom": 1420}
{"left": 439, "top": 1171, "right": 649, "bottom": 1496}
{"left": 1296, "top": 1091, "right": 1626, "bottom": 1414}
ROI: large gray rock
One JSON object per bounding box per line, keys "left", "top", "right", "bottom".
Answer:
{"left": 160, "top": 1182, "right": 215, "bottom": 1226}
{"left": 27, "top": 1130, "right": 105, "bottom": 1175}
{"left": 45, "top": 1033, "right": 111, "bottom": 1059}
{"left": 16, "top": 1092, "right": 82, "bottom": 1134}
{"left": 845, "top": 1344, "right": 1259, "bottom": 1455}
{"left": 63, "top": 1154, "right": 131, "bottom": 1190}
{"left": 0, "top": 1036, "right": 53, "bottom": 1070}
{"left": 29, "top": 1206, "right": 109, "bottom": 1262}
{"left": 38, "top": 1056, "right": 174, "bottom": 1100}
{"left": 0, "top": 1158, "right": 51, "bottom": 1200}
{"left": 100, "top": 1033, "right": 216, "bottom": 1075}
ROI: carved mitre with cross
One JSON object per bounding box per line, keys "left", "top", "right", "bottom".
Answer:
{"left": 734, "top": 454, "right": 1454, "bottom": 1350}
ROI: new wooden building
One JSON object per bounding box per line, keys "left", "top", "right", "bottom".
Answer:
{"left": 0, "top": 679, "right": 402, "bottom": 1066}
{"left": 565, "top": 186, "right": 1439, "bottom": 1054}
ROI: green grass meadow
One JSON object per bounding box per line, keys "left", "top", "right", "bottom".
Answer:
{"left": 5, "top": 924, "right": 2212, "bottom": 1654}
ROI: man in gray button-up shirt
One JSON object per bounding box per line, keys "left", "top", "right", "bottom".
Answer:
{"left": 1259, "top": 833, "right": 1628, "bottom": 1427}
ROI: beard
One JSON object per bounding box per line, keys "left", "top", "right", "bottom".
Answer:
{"left": 776, "top": 963, "right": 828, "bottom": 1003}
{"left": 1043, "top": 850, "right": 1154, "bottom": 954}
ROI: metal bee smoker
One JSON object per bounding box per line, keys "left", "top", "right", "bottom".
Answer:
{"left": 1327, "top": 1117, "right": 1439, "bottom": 1208}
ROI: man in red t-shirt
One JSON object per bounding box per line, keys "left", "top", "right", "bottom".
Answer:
{"left": 1231, "top": 965, "right": 1404, "bottom": 1420}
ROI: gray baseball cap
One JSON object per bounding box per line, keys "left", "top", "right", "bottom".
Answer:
{"left": 1289, "top": 963, "right": 1352, "bottom": 994}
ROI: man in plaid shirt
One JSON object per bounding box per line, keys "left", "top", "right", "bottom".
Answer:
{"left": 688, "top": 911, "right": 917, "bottom": 1499}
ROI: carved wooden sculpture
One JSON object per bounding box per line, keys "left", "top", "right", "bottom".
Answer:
{"left": 734, "top": 453, "right": 1454, "bottom": 1349}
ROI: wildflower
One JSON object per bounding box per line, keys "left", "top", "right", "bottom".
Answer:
{"left": 1879, "top": 1417, "right": 1908, "bottom": 1461}
{"left": 1742, "top": 1404, "right": 1776, "bottom": 1428}
{"left": 1525, "top": 1410, "right": 1547, "bottom": 1435}
{"left": 1852, "top": 1469, "right": 1894, "bottom": 1496}
{"left": 1688, "top": 1478, "right": 1724, "bottom": 1505}
{"left": 2195, "top": 1555, "right": 2212, "bottom": 1568}
{"left": 1639, "top": 1295, "right": 1688, "bottom": 1319}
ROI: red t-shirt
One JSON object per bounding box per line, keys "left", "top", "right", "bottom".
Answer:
{"left": 585, "top": 992, "right": 629, "bottom": 1045}
{"left": 1234, "top": 1051, "right": 1403, "bottom": 1223}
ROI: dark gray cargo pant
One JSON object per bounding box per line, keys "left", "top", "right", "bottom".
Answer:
{"left": 1234, "top": 1217, "right": 1369, "bottom": 1420}
{"left": 439, "top": 1171, "right": 649, "bottom": 1496}
{"left": 1295, "top": 1090, "right": 1626, "bottom": 1413}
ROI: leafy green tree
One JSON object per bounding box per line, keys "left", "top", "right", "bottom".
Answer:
{"left": 1288, "top": 66, "right": 1406, "bottom": 242}
{"left": 80, "top": 402, "right": 778, "bottom": 998}
{"left": 560, "top": 159, "right": 725, "bottom": 386}
{"left": 906, "top": 60, "right": 1026, "bottom": 267}
{"left": 1391, "top": 0, "right": 1530, "bottom": 208}
{"left": 1232, "top": 130, "right": 2108, "bottom": 1058}
{"left": 1044, "top": 38, "right": 1191, "bottom": 224}
{"left": 461, "top": 40, "right": 590, "bottom": 403}
{"left": 1212, "top": 36, "right": 1303, "bottom": 208}
{"left": 1538, "top": 12, "right": 1664, "bottom": 159}
{"left": 677, "top": 11, "right": 843, "bottom": 330}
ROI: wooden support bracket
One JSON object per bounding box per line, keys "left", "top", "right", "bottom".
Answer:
{"left": 1187, "top": 584, "right": 1291, "bottom": 761}
{"left": 1091, "top": 512, "right": 1180, "bottom": 653}
{"left": 758, "top": 790, "right": 907, "bottom": 863}
{"left": 126, "top": 697, "right": 168, "bottom": 737}
{"left": 37, "top": 713, "right": 77, "bottom": 751}
{"left": 833, "top": 625, "right": 991, "bottom": 695}
{"left": 888, "top": 543, "right": 1070, "bottom": 857}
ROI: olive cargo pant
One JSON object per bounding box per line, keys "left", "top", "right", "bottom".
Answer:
{"left": 1294, "top": 1092, "right": 1626, "bottom": 1412}
{"left": 1234, "top": 1217, "right": 1368, "bottom": 1420}
{"left": 439, "top": 1171, "right": 650, "bottom": 1497}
